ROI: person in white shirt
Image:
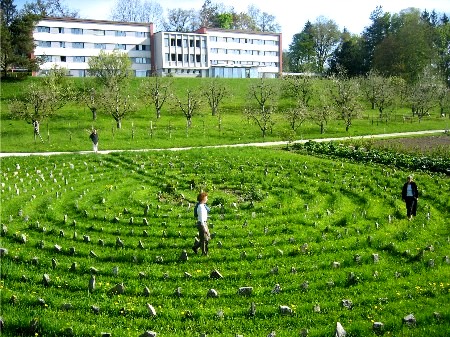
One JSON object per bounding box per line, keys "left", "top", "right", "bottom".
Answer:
{"left": 401, "top": 175, "right": 419, "bottom": 220}
{"left": 192, "top": 192, "right": 211, "bottom": 255}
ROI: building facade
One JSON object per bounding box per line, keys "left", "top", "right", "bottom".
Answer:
{"left": 33, "top": 17, "right": 282, "bottom": 78}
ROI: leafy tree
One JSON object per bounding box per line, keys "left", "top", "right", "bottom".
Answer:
{"left": 76, "top": 80, "right": 100, "bottom": 121}
{"left": 198, "top": 0, "right": 226, "bottom": 28}
{"left": 373, "top": 8, "right": 436, "bottom": 84}
{"left": 361, "top": 6, "right": 391, "bottom": 73}
{"left": 139, "top": 75, "right": 172, "bottom": 119}
{"left": 328, "top": 29, "right": 366, "bottom": 77}
{"left": 202, "top": 78, "right": 228, "bottom": 116}
{"left": 310, "top": 16, "right": 341, "bottom": 74}
{"left": 21, "top": 0, "right": 79, "bottom": 17}
{"left": 243, "top": 78, "right": 279, "bottom": 138}
{"left": 288, "top": 21, "right": 315, "bottom": 73}
{"left": 435, "top": 20, "right": 450, "bottom": 87}
{"left": 87, "top": 50, "right": 135, "bottom": 128}
{"left": 329, "top": 67, "right": 361, "bottom": 132}
{"left": 110, "top": 0, "right": 163, "bottom": 29}
{"left": 173, "top": 88, "right": 202, "bottom": 128}
{"left": 231, "top": 11, "right": 256, "bottom": 30}
{"left": 9, "top": 66, "right": 73, "bottom": 139}
{"left": 216, "top": 12, "right": 233, "bottom": 29}
{"left": 1, "top": 2, "right": 41, "bottom": 76}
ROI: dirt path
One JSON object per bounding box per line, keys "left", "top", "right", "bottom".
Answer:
{"left": 0, "top": 129, "right": 447, "bottom": 158}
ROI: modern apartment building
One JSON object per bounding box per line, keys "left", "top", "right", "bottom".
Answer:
{"left": 33, "top": 17, "right": 282, "bottom": 78}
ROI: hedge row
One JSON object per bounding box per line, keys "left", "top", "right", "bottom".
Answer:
{"left": 292, "top": 140, "right": 450, "bottom": 174}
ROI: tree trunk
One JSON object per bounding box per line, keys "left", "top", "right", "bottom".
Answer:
{"left": 116, "top": 120, "right": 122, "bottom": 129}
{"left": 320, "top": 122, "right": 324, "bottom": 134}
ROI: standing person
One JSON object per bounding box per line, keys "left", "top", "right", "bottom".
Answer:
{"left": 192, "top": 192, "right": 211, "bottom": 255}
{"left": 89, "top": 129, "right": 99, "bottom": 153}
{"left": 402, "top": 175, "right": 419, "bottom": 220}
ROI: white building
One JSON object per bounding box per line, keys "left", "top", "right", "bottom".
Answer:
{"left": 33, "top": 17, "right": 282, "bottom": 78}
{"left": 33, "top": 17, "right": 153, "bottom": 77}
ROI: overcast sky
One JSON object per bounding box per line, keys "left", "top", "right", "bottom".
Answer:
{"left": 15, "top": 0, "right": 450, "bottom": 49}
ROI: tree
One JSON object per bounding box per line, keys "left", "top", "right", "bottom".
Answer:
{"left": 110, "top": 0, "right": 163, "bottom": 29}
{"left": 21, "top": 0, "right": 79, "bottom": 17}
{"left": 199, "top": 0, "right": 226, "bottom": 28}
{"left": 9, "top": 66, "right": 73, "bottom": 139}
{"left": 163, "top": 8, "right": 198, "bottom": 32}
{"left": 435, "top": 20, "right": 450, "bottom": 87}
{"left": 361, "top": 6, "right": 391, "bottom": 73}
{"left": 373, "top": 8, "right": 436, "bottom": 84}
{"left": 247, "top": 4, "right": 280, "bottom": 32}
{"left": 328, "top": 29, "right": 366, "bottom": 77}
{"left": 1, "top": 2, "right": 41, "bottom": 77}
{"left": 310, "top": 16, "right": 341, "bottom": 74}
{"left": 140, "top": 75, "right": 172, "bottom": 119}
{"left": 283, "top": 100, "right": 308, "bottom": 132}
{"left": 329, "top": 68, "right": 361, "bottom": 132}
{"left": 361, "top": 70, "right": 397, "bottom": 120}
{"left": 408, "top": 67, "right": 442, "bottom": 121}
{"left": 202, "top": 79, "right": 228, "bottom": 116}
{"left": 87, "top": 50, "right": 136, "bottom": 128}
{"left": 243, "top": 78, "right": 279, "bottom": 138}
{"left": 281, "top": 75, "right": 314, "bottom": 106}
{"left": 288, "top": 21, "right": 315, "bottom": 73}
{"left": 174, "top": 88, "right": 202, "bottom": 128}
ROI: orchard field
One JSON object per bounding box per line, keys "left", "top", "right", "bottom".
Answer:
{"left": 1, "top": 145, "right": 449, "bottom": 337}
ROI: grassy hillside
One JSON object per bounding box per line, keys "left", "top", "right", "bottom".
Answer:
{"left": 1, "top": 77, "right": 448, "bottom": 153}
{"left": 1, "top": 147, "right": 449, "bottom": 336}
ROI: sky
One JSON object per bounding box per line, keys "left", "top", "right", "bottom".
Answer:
{"left": 14, "top": 0, "right": 450, "bottom": 49}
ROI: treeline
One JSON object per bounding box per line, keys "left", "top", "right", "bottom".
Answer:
{"left": 287, "top": 7, "right": 450, "bottom": 87}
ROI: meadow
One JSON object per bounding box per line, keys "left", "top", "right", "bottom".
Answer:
{"left": 1, "top": 77, "right": 449, "bottom": 153}
{"left": 1, "top": 146, "right": 449, "bottom": 337}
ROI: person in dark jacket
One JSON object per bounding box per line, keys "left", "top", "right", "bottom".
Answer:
{"left": 402, "top": 175, "right": 419, "bottom": 220}
{"left": 89, "top": 129, "right": 99, "bottom": 153}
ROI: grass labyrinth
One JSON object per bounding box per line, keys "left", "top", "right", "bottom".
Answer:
{"left": 1, "top": 147, "right": 449, "bottom": 337}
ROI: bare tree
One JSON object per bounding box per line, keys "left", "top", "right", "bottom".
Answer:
{"left": 87, "top": 50, "right": 136, "bottom": 128}
{"left": 283, "top": 100, "right": 308, "bottom": 131}
{"left": 244, "top": 78, "right": 279, "bottom": 138}
{"left": 282, "top": 75, "right": 314, "bottom": 106}
{"left": 174, "top": 88, "right": 202, "bottom": 127}
{"left": 408, "top": 67, "right": 442, "bottom": 121}
{"left": 361, "top": 70, "right": 397, "bottom": 119}
{"left": 110, "top": 0, "right": 163, "bottom": 29}
{"left": 164, "top": 8, "right": 199, "bottom": 32}
{"left": 247, "top": 4, "right": 280, "bottom": 32}
{"left": 140, "top": 75, "right": 172, "bottom": 119}
{"left": 202, "top": 79, "right": 228, "bottom": 116}
{"left": 9, "top": 66, "right": 73, "bottom": 140}
{"left": 21, "top": 0, "right": 79, "bottom": 17}
{"left": 329, "top": 68, "right": 361, "bottom": 132}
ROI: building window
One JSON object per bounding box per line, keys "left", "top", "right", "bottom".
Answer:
{"left": 136, "top": 45, "right": 148, "bottom": 51}
{"left": 94, "top": 43, "right": 106, "bottom": 49}
{"left": 73, "top": 56, "right": 85, "bottom": 62}
{"left": 58, "top": 27, "right": 64, "bottom": 34}
{"left": 189, "top": 39, "right": 194, "bottom": 47}
{"left": 60, "top": 41, "right": 65, "bottom": 48}
{"left": 165, "top": 53, "right": 169, "bottom": 61}
{"left": 115, "top": 44, "right": 126, "bottom": 50}
{"left": 135, "top": 57, "right": 148, "bottom": 64}
{"left": 71, "top": 28, "right": 83, "bottom": 35}
{"left": 170, "top": 38, "right": 176, "bottom": 47}
{"left": 210, "top": 36, "right": 217, "bottom": 42}
{"left": 37, "top": 26, "right": 50, "bottom": 33}
{"left": 93, "top": 30, "right": 105, "bottom": 36}
{"left": 196, "top": 54, "right": 201, "bottom": 62}
{"left": 177, "top": 54, "right": 182, "bottom": 61}
{"left": 196, "top": 39, "right": 200, "bottom": 48}
{"left": 135, "top": 32, "right": 146, "bottom": 37}
{"left": 176, "top": 39, "right": 182, "bottom": 47}
{"left": 115, "top": 31, "right": 126, "bottom": 37}
{"left": 42, "top": 55, "right": 52, "bottom": 62}
{"left": 164, "top": 38, "right": 169, "bottom": 47}
{"left": 38, "top": 41, "right": 51, "bottom": 47}
{"left": 72, "top": 42, "right": 84, "bottom": 48}
{"left": 61, "top": 56, "right": 66, "bottom": 62}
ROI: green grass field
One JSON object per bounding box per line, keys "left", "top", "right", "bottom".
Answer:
{"left": 1, "top": 77, "right": 449, "bottom": 153}
{"left": 1, "top": 147, "right": 449, "bottom": 336}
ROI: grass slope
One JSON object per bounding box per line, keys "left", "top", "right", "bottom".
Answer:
{"left": 0, "top": 147, "right": 449, "bottom": 336}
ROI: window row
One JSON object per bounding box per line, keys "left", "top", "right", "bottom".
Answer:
{"left": 210, "top": 60, "right": 278, "bottom": 67}
{"left": 36, "top": 26, "right": 149, "bottom": 37}
{"left": 209, "top": 36, "right": 278, "bottom": 46}
{"left": 165, "top": 53, "right": 206, "bottom": 63}
{"left": 210, "top": 48, "right": 278, "bottom": 56}
{"left": 165, "top": 37, "right": 206, "bottom": 48}
{"left": 40, "top": 55, "right": 150, "bottom": 64}
{"left": 37, "top": 41, "right": 149, "bottom": 51}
